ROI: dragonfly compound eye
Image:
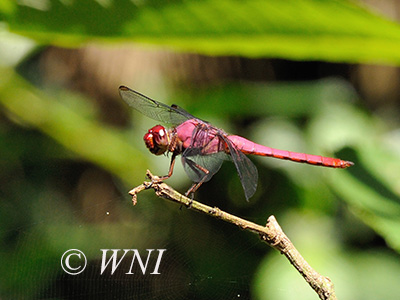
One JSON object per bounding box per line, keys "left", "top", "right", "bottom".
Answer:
{"left": 143, "top": 125, "right": 169, "bottom": 155}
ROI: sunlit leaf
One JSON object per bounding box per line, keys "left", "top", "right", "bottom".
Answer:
{"left": 3, "top": 0, "right": 400, "bottom": 64}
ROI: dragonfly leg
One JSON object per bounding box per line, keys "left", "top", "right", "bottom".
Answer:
{"left": 147, "top": 153, "right": 177, "bottom": 189}
{"left": 184, "top": 162, "right": 210, "bottom": 198}
{"left": 159, "top": 152, "right": 177, "bottom": 180}
{"left": 185, "top": 182, "right": 203, "bottom": 197}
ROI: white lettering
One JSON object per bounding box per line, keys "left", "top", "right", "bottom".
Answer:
{"left": 100, "top": 249, "right": 129, "bottom": 275}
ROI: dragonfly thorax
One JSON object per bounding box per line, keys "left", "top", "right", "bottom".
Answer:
{"left": 143, "top": 125, "right": 171, "bottom": 155}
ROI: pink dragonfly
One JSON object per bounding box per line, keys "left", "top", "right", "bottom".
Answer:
{"left": 119, "top": 86, "right": 353, "bottom": 200}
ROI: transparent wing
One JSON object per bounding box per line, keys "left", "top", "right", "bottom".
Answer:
{"left": 119, "top": 86, "right": 195, "bottom": 125}
{"left": 220, "top": 135, "right": 258, "bottom": 201}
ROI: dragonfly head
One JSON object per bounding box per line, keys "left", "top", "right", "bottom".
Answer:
{"left": 143, "top": 125, "right": 170, "bottom": 155}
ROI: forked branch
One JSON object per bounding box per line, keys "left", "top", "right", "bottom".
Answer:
{"left": 129, "top": 170, "right": 337, "bottom": 300}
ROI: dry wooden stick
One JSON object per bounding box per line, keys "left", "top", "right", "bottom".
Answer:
{"left": 129, "top": 170, "right": 337, "bottom": 300}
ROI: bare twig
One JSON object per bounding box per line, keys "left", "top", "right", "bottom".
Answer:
{"left": 129, "top": 170, "right": 337, "bottom": 300}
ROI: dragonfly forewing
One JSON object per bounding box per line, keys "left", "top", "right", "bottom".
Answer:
{"left": 119, "top": 86, "right": 194, "bottom": 125}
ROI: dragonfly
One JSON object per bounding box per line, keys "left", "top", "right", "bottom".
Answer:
{"left": 119, "top": 86, "right": 353, "bottom": 201}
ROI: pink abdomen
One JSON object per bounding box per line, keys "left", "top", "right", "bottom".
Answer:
{"left": 227, "top": 135, "right": 353, "bottom": 169}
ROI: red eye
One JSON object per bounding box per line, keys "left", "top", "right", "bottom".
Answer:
{"left": 143, "top": 132, "right": 154, "bottom": 150}
{"left": 151, "top": 125, "right": 166, "bottom": 136}
{"left": 143, "top": 125, "right": 169, "bottom": 155}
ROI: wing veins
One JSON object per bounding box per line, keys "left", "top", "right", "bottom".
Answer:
{"left": 119, "top": 86, "right": 195, "bottom": 125}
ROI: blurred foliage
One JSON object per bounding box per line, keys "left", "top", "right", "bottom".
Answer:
{"left": 2, "top": 0, "right": 400, "bottom": 64}
{"left": 0, "top": 67, "right": 147, "bottom": 183}
{"left": 1, "top": 0, "right": 400, "bottom": 300}
{"left": 254, "top": 212, "right": 400, "bottom": 300}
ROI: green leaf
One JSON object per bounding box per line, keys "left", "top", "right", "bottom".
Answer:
{"left": 314, "top": 101, "right": 400, "bottom": 253}
{"left": 4, "top": 0, "right": 400, "bottom": 64}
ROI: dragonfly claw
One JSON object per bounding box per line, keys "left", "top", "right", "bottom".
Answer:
{"left": 184, "top": 190, "right": 195, "bottom": 208}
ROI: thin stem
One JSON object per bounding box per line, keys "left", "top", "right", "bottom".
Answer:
{"left": 129, "top": 170, "right": 337, "bottom": 300}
